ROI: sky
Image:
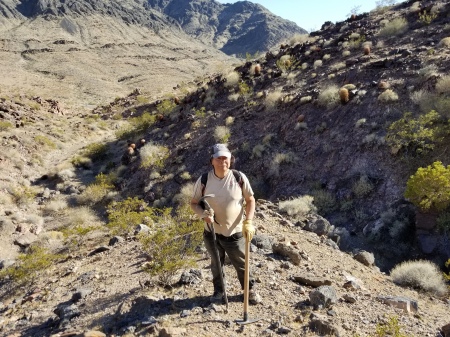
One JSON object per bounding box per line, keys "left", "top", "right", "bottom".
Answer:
{"left": 216, "top": 0, "right": 401, "bottom": 32}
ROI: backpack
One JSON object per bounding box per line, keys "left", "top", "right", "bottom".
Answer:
{"left": 201, "top": 169, "right": 243, "bottom": 196}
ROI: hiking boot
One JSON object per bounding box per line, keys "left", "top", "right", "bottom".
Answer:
{"left": 249, "top": 289, "right": 262, "bottom": 305}
{"left": 210, "top": 291, "right": 224, "bottom": 303}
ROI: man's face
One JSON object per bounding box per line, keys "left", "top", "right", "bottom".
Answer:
{"left": 212, "top": 156, "right": 230, "bottom": 171}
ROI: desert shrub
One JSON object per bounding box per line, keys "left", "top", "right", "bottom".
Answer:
{"left": 83, "top": 142, "right": 108, "bottom": 161}
{"left": 172, "top": 182, "right": 195, "bottom": 206}
{"left": 435, "top": 75, "right": 450, "bottom": 95}
{"left": 43, "top": 199, "right": 68, "bottom": 216}
{"left": 289, "top": 33, "right": 310, "bottom": 46}
{"left": 322, "top": 54, "right": 331, "bottom": 60}
{"left": 318, "top": 85, "right": 340, "bottom": 109}
{"left": 225, "top": 116, "right": 234, "bottom": 126}
{"left": 378, "top": 89, "right": 398, "bottom": 102}
{"left": 279, "top": 196, "right": 317, "bottom": 217}
{"left": 238, "top": 81, "right": 251, "bottom": 97}
{"left": 71, "top": 156, "right": 92, "bottom": 169}
{"left": 139, "top": 207, "right": 203, "bottom": 286}
{"left": 140, "top": 143, "right": 170, "bottom": 169}
{"left": 157, "top": 99, "right": 176, "bottom": 116}
{"left": 107, "top": 197, "right": 157, "bottom": 235}
{"left": 390, "top": 260, "right": 447, "bottom": 296}
{"left": 225, "top": 71, "right": 240, "bottom": 88}
{"left": 136, "top": 95, "right": 149, "bottom": 104}
{"left": 386, "top": 110, "right": 446, "bottom": 154}
{"left": 352, "top": 176, "right": 374, "bottom": 198}
{"left": 404, "top": 161, "right": 450, "bottom": 212}
{"left": 311, "top": 190, "right": 337, "bottom": 215}
{"left": 277, "top": 55, "right": 295, "bottom": 73}
{"left": 439, "top": 37, "right": 450, "bottom": 48}
{"left": 214, "top": 126, "right": 231, "bottom": 143}
{"left": 330, "top": 62, "right": 346, "bottom": 71}
{"left": 251, "top": 144, "right": 266, "bottom": 159}
{"left": 372, "top": 316, "right": 413, "bottom": 337}
{"left": 0, "top": 246, "right": 63, "bottom": 284}
{"left": 265, "top": 90, "right": 282, "bottom": 110}
{"left": 418, "top": 10, "right": 437, "bottom": 25}
{"left": 34, "top": 135, "right": 57, "bottom": 149}
{"left": 378, "top": 17, "right": 408, "bottom": 37}
{"left": 9, "top": 185, "right": 37, "bottom": 205}
{"left": 0, "top": 120, "right": 13, "bottom": 131}
{"left": 313, "top": 60, "right": 323, "bottom": 69}
{"left": 268, "top": 152, "right": 295, "bottom": 177}
{"left": 77, "top": 172, "right": 116, "bottom": 205}
{"left": 300, "top": 96, "right": 312, "bottom": 104}
{"left": 63, "top": 206, "right": 98, "bottom": 226}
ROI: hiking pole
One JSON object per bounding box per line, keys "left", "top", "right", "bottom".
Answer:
{"left": 199, "top": 194, "right": 228, "bottom": 313}
{"left": 235, "top": 235, "right": 261, "bottom": 326}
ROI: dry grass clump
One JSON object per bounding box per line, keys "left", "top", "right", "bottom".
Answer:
{"left": 172, "top": 182, "right": 195, "bottom": 206}
{"left": 378, "top": 17, "right": 408, "bottom": 37}
{"left": 378, "top": 89, "right": 398, "bottom": 102}
{"left": 62, "top": 206, "right": 99, "bottom": 227}
{"left": 330, "top": 62, "right": 346, "bottom": 71}
{"left": 43, "top": 199, "right": 68, "bottom": 216}
{"left": 435, "top": 75, "right": 450, "bottom": 94}
{"left": 313, "top": 60, "right": 323, "bottom": 69}
{"left": 439, "top": 37, "right": 450, "bottom": 48}
{"left": 279, "top": 195, "right": 317, "bottom": 217}
{"left": 342, "top": 50, "right": 351, "bottom": 57}
{"left": 265, "top": 90, "right": 283, "bottom": 110}
{"left": 391, "top": 260, "right": 448, "bottom": 296}
{"left": 140, "top": 143, "right": 170, "bottom": 169}
{"left": 289, "top": 34, "right": 310, "bottom": 46}
{"left": 224, "top": 71, "right": 240, "bottom": 88}
{"left": 214, "top": 126, "right": 231, "bottom": 143}
{"left": 318, "top": 85, "right": 340, "bottom": 109}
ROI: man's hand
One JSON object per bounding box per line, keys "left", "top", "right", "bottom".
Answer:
{"left": 243, "top": 219, "right": 255, "bottom": 241}
{"left": 202, "top": 209, "right": 214, "bottom": 223}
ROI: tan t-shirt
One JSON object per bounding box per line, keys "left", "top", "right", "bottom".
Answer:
{"left": 192, "top": 170, "right": 254, "bottom": 236}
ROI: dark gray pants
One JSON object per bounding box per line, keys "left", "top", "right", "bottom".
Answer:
{"left": 203, "top": 229, "right": 255, "bottom": 293}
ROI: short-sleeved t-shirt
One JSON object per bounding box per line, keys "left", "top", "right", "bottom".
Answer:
{"left": 192, "top": 169, "right": 254, "bottom": 236}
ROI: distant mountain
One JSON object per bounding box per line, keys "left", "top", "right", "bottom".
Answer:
{"left": 0, "top": 0, "right": 307, "bottom": 55}
{"left": 147, "top": 0, "right": 308, "bottom": 55}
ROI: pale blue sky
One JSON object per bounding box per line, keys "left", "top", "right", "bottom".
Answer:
{"left": 216, "top": 0, "right": 402, "bottom": 32}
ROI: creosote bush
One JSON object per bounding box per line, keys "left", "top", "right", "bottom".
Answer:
{"left": 156, "top": 99, "right": 176, "bottom": 116}
{"left": 386, "top": 110, "right": 446, "bottom": 155}
{"left": 0, "top": 246, "right": 63, "bottom": 284}
{"left": 107, "top": 197, "right": 157, "bottom": 235}
{"left": 0, "top": 120, "right": 13, "bottom": 131}
{"left": 139, "top": 207, "right": 204, "bottom": 286}
{"left": 404, "top": 161, "right": 450, "bottom": 212}
{"left": 390, "top": 260, "right": 447, "bottom": 296}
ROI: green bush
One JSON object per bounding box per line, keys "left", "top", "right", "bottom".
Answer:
{"left": 107, "top": 197, "right": 158, "bottom": 235}
{"left": 139, "top": 207, "right": 203, "bottom": 285}
{"left": 352, "top": 176, "right": 374, "bottom": 198}
{"left": 0, "top": 120, "right": 13, "bottom": 131}
{"left": 311, "top": 190, "right": 337, "bottom": 215}
{"left": 77, "top": 173, "right": 115, "bottom": 205}
{"left": 83, "top": 142, "right": 108, "bottom": 161}
{"left": 374, "top": 316, "right": 412, "bottom": 337}
{"left": 0, "top": 246, "right": 63, "bottom": 284}
{"left": 418, "top": 10, "right": 437, "bottom": 25}
{"left": 157, "top": 100, "right": 176, "bottom": 116}
{"left": 34, "top": 135, "right": 57, "bottom": 149}
{"left": 390, "top": 259, "right": 447, "bottom": 296}
{"left": 404, "top": 161, "right": 450, "bottom": 212}
{"left": 386, "top": 110, "right": 446, "bottom": 155}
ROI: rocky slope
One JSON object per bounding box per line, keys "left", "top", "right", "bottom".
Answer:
{"left": 1, "top": 0, "right": 450, "bottom": 336}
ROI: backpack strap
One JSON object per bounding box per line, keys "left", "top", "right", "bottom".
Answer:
{"left": 201, "top": 170, "right": 243, "bottom": 196}
{"left": 201, "top": 172, "right": 208, "bottom": 196}
{"left": 231, "top": 169, "right": 244, "bottom": 190}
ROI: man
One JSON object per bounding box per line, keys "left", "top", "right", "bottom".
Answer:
{"left": 190, "top": 144, "right": 261, "bottom": 304}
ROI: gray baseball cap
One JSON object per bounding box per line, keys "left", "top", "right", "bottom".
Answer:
{"left": 211, "top": 144, "right": 231, "bottom": 158}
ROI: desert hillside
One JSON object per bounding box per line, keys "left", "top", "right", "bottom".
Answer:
{"left": 0, "top": 0, "right": 450, "bottom": 336}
